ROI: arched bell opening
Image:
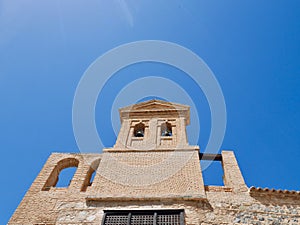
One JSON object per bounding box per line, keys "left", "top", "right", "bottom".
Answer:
{"left": 161, "top": 122, "right": 172, "bottom": 137}
{"left": 133, "top": 122, "right": 145, "bottom": 137}
{"left": 42, "top": 158, "right": 79, "bottom": 191}
{"left": 81, "top": 158, "right": 101, "bottom": 191}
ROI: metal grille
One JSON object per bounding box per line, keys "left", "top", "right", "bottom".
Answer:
{"left": 131, "top": 214, "right": 154, "bottom": 225}
{"left": 104, "top": 214, "right": 128, "bottom": 225}
{"left": 102, "top": 210, "right": 184, "bottom": 225}
{"left": 157, "top": 213, "right": 180, "bottom": 225}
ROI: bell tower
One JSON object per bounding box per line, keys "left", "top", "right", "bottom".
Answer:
{"left": 113, "top": 99, "right": 191, "bottom": 150}
{"left": 92, "top": 99, "right": 206, "bottom": 200}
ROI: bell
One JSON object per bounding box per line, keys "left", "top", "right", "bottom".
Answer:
{"left": 165, "top": 130, "right": 172, "bottom": 136}
{"left": 162, "top": 129, "right": 172, "bottom": 136}
{"left": 135, "top": 130, "right": 144, "bottom": 137}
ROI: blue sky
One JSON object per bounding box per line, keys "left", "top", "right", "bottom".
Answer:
{"left": 1, "top": 1, "right": 300, "bottom": 224}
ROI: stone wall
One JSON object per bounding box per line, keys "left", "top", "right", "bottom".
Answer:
{"left": 204, "top": 188, "right": 300, "bottom": 225}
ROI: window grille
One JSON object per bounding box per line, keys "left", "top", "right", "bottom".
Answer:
{"left": 102, "top": 210, "right": 184, "bottom": 225}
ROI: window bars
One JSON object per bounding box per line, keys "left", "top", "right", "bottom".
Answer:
{"left": 102, "top": 210, "right": 184, "bottom": 225}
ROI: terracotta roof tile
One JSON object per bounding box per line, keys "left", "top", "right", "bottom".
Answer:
{"left": 250, "top": 186, "right": 300, "bottom": 195}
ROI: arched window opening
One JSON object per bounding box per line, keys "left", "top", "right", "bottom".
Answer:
{"left": 56, "top": 167, "right": 77, "bottom": 187}
{"left": 42, "top": 158, "right": 79, "bottom": 191}
{"left": 161, "top": 122, "right": 172, "bottom": 136}
{"left": 81, "top": 158, "right": 100, "bottom": 191}
{"left": 133, "top": 122, "right": 145, "bottom": 137}
{"left": 89, "top": 170, "right": 96, "bottom": 186}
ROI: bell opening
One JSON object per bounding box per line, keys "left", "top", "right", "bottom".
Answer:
{"left": 133, "top": 122, "right": 145, "bottom": 138}
{"left": 161, "top": 122, "right": 172, "bottom": 137}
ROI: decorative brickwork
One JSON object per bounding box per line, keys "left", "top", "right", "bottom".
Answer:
{"left": 9, "top": 100, "right": 300, "bottom": 225}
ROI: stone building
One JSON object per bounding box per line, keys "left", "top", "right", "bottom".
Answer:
{"left": 9, "top": 100, "right": 300, "bottom": 224}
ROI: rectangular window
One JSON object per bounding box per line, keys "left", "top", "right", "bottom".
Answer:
{"left": 102, "top": 210, "right": 184, "bottom": 225}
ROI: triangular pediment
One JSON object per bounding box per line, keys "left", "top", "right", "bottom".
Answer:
{"left": 120, "top": 99, "right": 189, "bottom": 112}
{"left": 119, "top": 99, "right": 190, "bottom": 124}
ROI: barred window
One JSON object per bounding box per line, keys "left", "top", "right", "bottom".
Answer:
{"left": 102, "top": 210, "right": 184, "bottom": 225}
